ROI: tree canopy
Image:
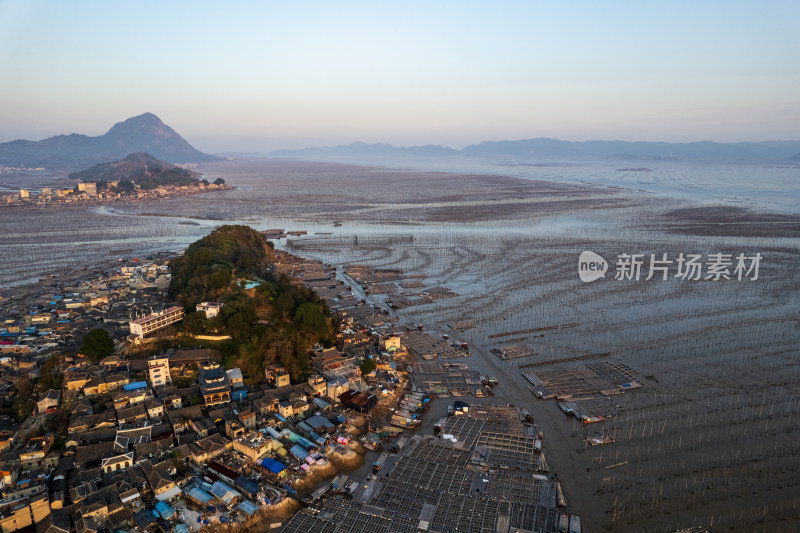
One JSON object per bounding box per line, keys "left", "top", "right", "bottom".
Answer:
{"left": 169, "top": 225, "right": 275, "bottom": 307}
{"left": 360, "top": 358, "right": 377, "bottom": 375}
{"left": 81, "top": 329, "right": 114, "bottom": 361}
{"left": 169, "top": 225, "right": 337, "bottom": 384}
{"left": 38, "top": 353, "right": 63, "bottom": 392}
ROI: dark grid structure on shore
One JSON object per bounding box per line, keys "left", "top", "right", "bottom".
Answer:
{"left": 280, "top": 405, "right": 567, "bottom": 533}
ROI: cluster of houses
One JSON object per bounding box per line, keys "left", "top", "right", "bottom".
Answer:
{"left": 6, "top": 181, "right": 226, "bottom": 206}
{"left": 0, "top": 243, "right": 482, "bottom": 533}
{"left": 0, "top": 258, "right": 174, "bottom": 365}
{"left": 0, "top": 268, "right": 429, "bottom": 533}
{"left": 0, "top": 340, "right": 380, "bottom": 533}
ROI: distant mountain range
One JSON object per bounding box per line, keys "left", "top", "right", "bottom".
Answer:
{"left": 68, "top": 152, "right": 200, "bottom": 189}
{"left": 0, "top": 113, "right": 219, "bottom": 170}
{"left": 4, "top": 113, "right": 799, "bottom": 170}
{"left": 271, "top": 141, "right": 459, "bottom": 159}
{"left": 271, "top": 138, "right": 800, "bottom": 162}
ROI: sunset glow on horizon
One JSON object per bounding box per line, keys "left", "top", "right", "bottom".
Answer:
{"left": 1, "top": 0, "right": 798, "bottom": 153}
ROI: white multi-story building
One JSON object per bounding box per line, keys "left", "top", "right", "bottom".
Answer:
{"left": 196, "top": 302, "right": 223, "bottom": 318}
{"left": 129, "top": 306, "right": 184, "bottom": 338}
{"left": 148, "top": 355, "right": 171, "bottom": 387}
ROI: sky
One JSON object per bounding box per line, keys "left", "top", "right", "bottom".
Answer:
{"left": 1, "top": 1, "right": 799, "bottom": 153}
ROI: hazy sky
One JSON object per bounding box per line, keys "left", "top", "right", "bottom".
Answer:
{"left": 1, "top": 1, "right": 798, "bottom": 152}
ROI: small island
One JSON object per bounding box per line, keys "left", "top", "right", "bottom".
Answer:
{"left": 4, "top": 152, "right": 228, "bottom": 206}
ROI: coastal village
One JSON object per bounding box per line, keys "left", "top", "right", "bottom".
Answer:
{"left": 0, "top": 228, "right": 588, "bottom": 533}
{"left": 3, "top": 181, "right": 227, "bottom": 207}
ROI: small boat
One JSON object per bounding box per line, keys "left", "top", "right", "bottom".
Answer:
{"left": 582, "top": 416, "right": 606, "bottom": 424}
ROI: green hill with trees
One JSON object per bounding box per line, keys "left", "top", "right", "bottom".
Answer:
{"left": 168, "top": 225, "right": 337, "bottom": 383}
{"left": 68, "top": 152, "right": 200, "bottom": 191}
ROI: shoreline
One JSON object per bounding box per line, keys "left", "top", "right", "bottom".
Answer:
{"left": 1, "top": 184, "right": 234, "bottom": 208}
{"left": 0, "top": 237, "right": 583, "bottom": 527}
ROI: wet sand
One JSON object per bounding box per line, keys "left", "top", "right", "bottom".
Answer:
{"left": 317, "top": 233, "right": 800, "bottom": 532}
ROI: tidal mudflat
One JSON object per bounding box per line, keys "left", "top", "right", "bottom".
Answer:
{"left": 2, "top": 158, "right": 799, "bottom": 531}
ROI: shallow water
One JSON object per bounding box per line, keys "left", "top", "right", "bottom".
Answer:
{"left": 306, "top": 155, "right": 800, "bottom": 214}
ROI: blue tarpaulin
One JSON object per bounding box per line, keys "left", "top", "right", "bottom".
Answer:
{"left": 124, "top": 381, "right": 148, "bottom": 391}
{"left": 155, "top": 501, "right": 175, "bottom": 519}
{"left": 231, "top": 389, "right": 247, "bottom": 401}
{"left": 260, "top": 457, "right": 286, "bottom": 474}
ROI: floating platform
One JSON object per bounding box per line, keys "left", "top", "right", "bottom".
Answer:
{"left": 491, "top": 344, "right": 537, "bottom": 360}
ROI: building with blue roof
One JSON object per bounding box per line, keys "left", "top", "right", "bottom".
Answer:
{"left": 134, "top": 509, "right": 158, "bottom": 529}
{"left": 260, "top": 457, "right": 287, "bottom": 478}
{"left": 289, "top": 444, "right": 309, "bottom": 461}
{"left": 231, "top": 389, "right": 247, "bottom": 401}
{"left": 311, "top": 397, "right": 332, "bottom": 411}
{"left": 264, "top": 427, "right": 282, "bottom": 440}
{"left": 186, "top": 486, "right": 214, "bottom": 506}
{"left": 155, "top": 501, "right": 175, "bottom": 520}
{"left": 296, "top": 436, "right": 317, "bottom": 451}
{"left": 237, "top": 500, "right": 259, "bottom": 516}
{"left": 234, "top": 476, "right": 260, "bottom": 499}
{"left": 208, "top": 480, "right": 241, "bottom": 505}
{"left": 306, "top": 414, "right": 335, "bottom": 434}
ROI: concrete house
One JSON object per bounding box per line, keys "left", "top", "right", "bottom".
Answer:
{"left": 265, "top": 365, "right": 290, "bottom": 388}
{"left": 19, "top": 435, "right": 55, "bottom": 470}
{"left": 147, "top": 355, "right": 171, "bottom": 388}
{"left": 36, "top": 390, "right": 60, "bottom": 415}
